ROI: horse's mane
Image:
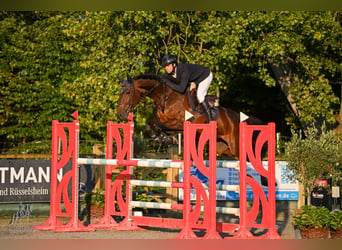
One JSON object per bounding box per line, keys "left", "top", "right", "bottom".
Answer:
{"left": 133, "top": 74, "right": 162, "bottom": 82}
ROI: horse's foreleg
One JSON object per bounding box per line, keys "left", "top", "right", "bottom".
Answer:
{"left": 145, "top": 123, "right": 177, "bottom": 145}
{"left": 145, "top": 123, "right": 160, "bottom": 142}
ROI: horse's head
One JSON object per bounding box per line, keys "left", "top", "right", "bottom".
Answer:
{"left": 117, "top": 75, "right": 142, "bottom": 121}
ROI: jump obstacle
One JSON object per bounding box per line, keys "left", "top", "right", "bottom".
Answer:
{"left": 34, "top": 113, "right": 281, "bottom": 239}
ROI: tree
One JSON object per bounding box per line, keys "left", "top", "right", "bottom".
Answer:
{"left": 0, "top": 12, "right": 83, "bottom": 150}
{"left": 285, "top": 124, "right": 341, "bottom": 205}
{"left": 237, "top": 11, "right": 342, "bottom": 133}
{"left": 1, "top": 11, "right": 341, "bottom": 151}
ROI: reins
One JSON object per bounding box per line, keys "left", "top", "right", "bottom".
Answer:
{"left": 119, "top": 77, "right": 170, "bottom": 113}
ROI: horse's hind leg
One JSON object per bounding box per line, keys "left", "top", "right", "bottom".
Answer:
{"left": 217, "top": 132, "right": 239, "bottom": 158}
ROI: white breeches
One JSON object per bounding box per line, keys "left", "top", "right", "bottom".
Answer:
{"left": 197, "top": 72, "right": 213, "bottom": 103}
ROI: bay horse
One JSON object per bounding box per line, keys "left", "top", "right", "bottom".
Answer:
{"left": 117, "top": 74, "right": 263, "bottom": 158}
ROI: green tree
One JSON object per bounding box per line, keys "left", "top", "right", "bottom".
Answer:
{"left": 238, "top": 11, "right": 342, "bottom": 133}
{"left": 285, "top": 124, "right": 341, "bottom": 205}
{"left": 1, "top": 11, "right": 341, "bottom": 151}
{"left": 0, "top": 11, "right": 83, "bottom": 149}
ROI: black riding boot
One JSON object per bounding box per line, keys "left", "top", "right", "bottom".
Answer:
{"left": 201, "top": 100, "right": 212, "bottom": 122}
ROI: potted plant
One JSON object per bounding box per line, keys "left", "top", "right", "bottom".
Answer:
{"left": 83, "top": 188, "right": 105, "bottom": 224}
{"left": 292, "top": 205, "right": 330, "bottom": 239}
{"left": 329, "top": 210, "right": 342, "bottom": 239}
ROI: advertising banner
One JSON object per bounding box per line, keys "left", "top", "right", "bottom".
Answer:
{"left": 0, "top": 160, "right": 93, "bottom": 203}
{"left": 179, "top": 161, "right": 298, "bottom": 201}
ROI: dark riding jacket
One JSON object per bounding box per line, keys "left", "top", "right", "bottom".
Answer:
{"left": 162, "top": 63, "right": 210, "bottom": 94}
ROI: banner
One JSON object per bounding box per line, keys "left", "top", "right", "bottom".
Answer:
{"left": 179, "top": 161, "right": 299, "bottom": 201}
{"left": 0, "top": 160, "right": 94, "bottom": 203}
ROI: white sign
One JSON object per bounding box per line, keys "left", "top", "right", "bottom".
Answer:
{"left": 332, "top": 186, "right": 340, "bottom": 198}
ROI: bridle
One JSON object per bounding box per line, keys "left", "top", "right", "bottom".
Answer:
{"left": 118, "top": 83, "right": 136, "bottom": 114}
{"left": 118, "top": 78, "right": 164, "bottom": 114}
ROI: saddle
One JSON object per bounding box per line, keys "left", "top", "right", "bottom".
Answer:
{"left": 188, "top": 88, "right": 219, "bottom": 120}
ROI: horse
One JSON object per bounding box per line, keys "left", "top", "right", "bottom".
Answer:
{"left": 117, "top": 74, "right": 264, "bottom": 158}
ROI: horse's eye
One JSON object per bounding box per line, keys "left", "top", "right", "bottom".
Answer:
{"left": 126, "top": 91, "right": 131, "bottom": 95}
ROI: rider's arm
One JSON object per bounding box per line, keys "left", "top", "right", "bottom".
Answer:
{"left": 163, "top": 78, "right": 188, "bottom": 94}
{"left": 162, "top": 70, "right": 189, "bottom": 94}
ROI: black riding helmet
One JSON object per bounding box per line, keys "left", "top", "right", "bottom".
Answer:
{"left": 161, "top": 55, "right": 177, "bottom": 67}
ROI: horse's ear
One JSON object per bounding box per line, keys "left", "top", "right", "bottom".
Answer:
{"left": 127, "top": 74, "right": 133, "bottom": 83}
{"left": 117, "top": 75, "right": 125, "bottom": 84}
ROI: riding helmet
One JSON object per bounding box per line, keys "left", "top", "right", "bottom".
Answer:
{"left": 161, "top": 55, "right": 177, "bottom": 67}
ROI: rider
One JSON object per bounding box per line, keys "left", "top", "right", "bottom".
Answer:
{"left": 161, "top": 54, "right": 213, "bottom": 121}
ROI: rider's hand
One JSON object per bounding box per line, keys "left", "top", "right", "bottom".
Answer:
{"left": 190, "top": 82, "right": 196, "bottom": 91}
